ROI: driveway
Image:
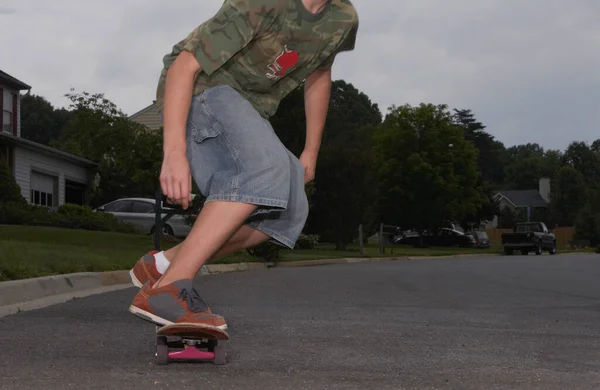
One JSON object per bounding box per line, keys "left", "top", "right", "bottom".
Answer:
{"left": 1, "top": 254, "right": 599, "bottom": 389}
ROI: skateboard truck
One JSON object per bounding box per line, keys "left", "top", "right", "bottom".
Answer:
{"left": 154, "top": 324, "right": 228, "bottom": 366}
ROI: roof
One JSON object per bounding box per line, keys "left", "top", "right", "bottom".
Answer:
{"left": 0, "top": 70, "right": 31, "bottom": 90}
{"left": 494, "top": 190, "right": 548, "bottom": 208}
{"left": 0, "top": 132, "right": 96, "bottom": 167}
{"left": 129, "top": 101, "right": 157, "bottom": 119}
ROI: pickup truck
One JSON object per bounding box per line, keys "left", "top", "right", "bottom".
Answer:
{"left": 501, "top": 222, "right": 557, "bottom": 255}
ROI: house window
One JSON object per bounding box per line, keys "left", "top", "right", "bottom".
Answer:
{"left": 2, "top": 111, "right": 12, "bottom": 134}
{"left": 2, "top": 90, "right": 13, "bottom": 134}
{"left": 30, "top": 171, "right": 57, "bottom": 207}
{"left": 30, "top": 189, "right": 54, "bottom": 207}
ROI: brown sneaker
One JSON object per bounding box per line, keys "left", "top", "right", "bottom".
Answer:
{"left": 128, "top": 279, "right": 227, "bottom": 330}
{"left": 129, "top": 250, "right": 161, "bottom": 288}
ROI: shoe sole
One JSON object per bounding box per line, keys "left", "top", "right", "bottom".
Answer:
{"left": 129, "top": 269, "right": 144, "bottom": 288}
{"left": 128, "top": 305, "right": 228, "bottom": 331}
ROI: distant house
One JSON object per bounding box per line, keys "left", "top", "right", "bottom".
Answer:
{"left": 483, "top": 178, "right": 551, "bottom": 228}
{"left": 493, "top": 178, "right": 551, "bottom": 212}
{"left": 129, "top": 101, "right": 162, "bottom": 132}
{"left": 0, "top": 70, "right": 96, "bottom": 207}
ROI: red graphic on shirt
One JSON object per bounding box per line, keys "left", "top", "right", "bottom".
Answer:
{"left": 266, "top": 45, "right": 299, "bottom": 80}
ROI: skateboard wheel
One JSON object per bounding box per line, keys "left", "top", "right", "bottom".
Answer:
{"left": 207, "top": 339, "right": 218, "bottom": 352}
{"left": 213, "top": 345, "right": 226, "bottom": 365}
{"left": 155, "top": 336, "right": 169, "bottom": 365}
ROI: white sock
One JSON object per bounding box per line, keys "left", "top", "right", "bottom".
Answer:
{"left": 155, "top": 251, "right": 170, "bottom": 274}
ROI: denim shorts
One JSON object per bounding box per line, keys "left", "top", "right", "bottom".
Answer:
{"left": 183, "top": 85, "right": 309, "bottom": 248}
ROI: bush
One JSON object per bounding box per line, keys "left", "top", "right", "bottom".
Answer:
{"left": 0, "top": 202, "right": 135, "bottom": 233}
{"left": 294, "top": 233, "right": 319, "bottom": 250}
{"left": 56, "top": 203, "right": 134, "bottom": 232}
{"left": 0, "top": 202, "right": 61, "bottom": 226}
{"left": 0, "top": 158, "right": 26, "bottom": 204}
{"left": 246, "top": 241, "right": 281, "bottom": 262}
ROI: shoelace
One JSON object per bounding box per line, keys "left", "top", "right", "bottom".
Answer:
{"left": 178, "top": 287, "right": 209, "bottom": 313}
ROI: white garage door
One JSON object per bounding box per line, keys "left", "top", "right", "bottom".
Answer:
{"left": 30, "top": 171, "right": 56, "bottom": 207}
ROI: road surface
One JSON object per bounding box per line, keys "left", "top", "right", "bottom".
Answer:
{"left": 1, "top": 253, "right": 599, "bottom": 389}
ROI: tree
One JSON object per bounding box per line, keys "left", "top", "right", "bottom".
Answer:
{"left": 506, "top": 143, "right": 546, "bottom": 159}
{"left": 497, "top": 207, "right": 523, "bottom": 229}
{"left": 271, "top": 80, "right": 382, "bottom": 155}
{"left": 453, "top": 109, "right": 507, "bottom": 187}
{"left": 460, "top": 184, "right": 499, "bottom": 230}
{"left": 372, "top": 103, "right": 487, "bottom": 234}
{"left": 54, "top": 90, "right": 162, "bottom": 206}
{"left": 271, "top": 80, "right": 382, "bottom": 249}
{"left": 503, "top": 143, "right": 547, "bottom": 190}
{"left": 562, "top": 141, "right": 600, "bottom": 186}
{"left": 323, "top": 80, "right": 382, "bottom": 143}
{"left": 548, "top": 166, "right": 587, "bottom": 227}
{"left": 504, "top": 157, "right": 545, "bottom": 190}
{"left": 20, "top": 94, "right": 72, "bottom": 145}
{"left": 269, "top": 86, "right": 306, "bottom": 157}
{"left": 307, "top": 126, "right": 378, "bottom": 249}
{"left": 541, "top": 149, "right": 563, "bottom": 180}
{"left": 574, "top": 187, "right": 600, "bottom": 246}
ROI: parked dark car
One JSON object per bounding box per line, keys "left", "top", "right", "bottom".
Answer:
{"left": 465, "top": 231, "right": 491, "bottom": 249}
{"left": 501, "top": 222, "right": 556, "bottom": 255}
{"left": 395, "top": 228, "right": 475, "bottom": 248}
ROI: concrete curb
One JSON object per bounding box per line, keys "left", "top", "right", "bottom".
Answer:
{"left": 0, "top": 253, "right": 501, "bottom": 310}
{"left": 0, "top": 284, "right": 133, "bottom": 320}
{"left": 203, "top": 262, "right": 268, "bottom": 274}
{"left": 275, "top": 258, "right": 349, "bottom": 268}
{"left": 0, "top": 271, "right": 131, "bottom": 306}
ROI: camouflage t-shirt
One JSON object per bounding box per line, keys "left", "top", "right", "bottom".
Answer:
{"left": 155, "top": 0, "right": 359, "bottom": 119}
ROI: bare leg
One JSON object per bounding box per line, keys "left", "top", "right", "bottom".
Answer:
{"left": 154, "top": 201, "right": 258, "bottom": 288}
{"left": 163, "top": 224, "right": 270, "bottom": 263}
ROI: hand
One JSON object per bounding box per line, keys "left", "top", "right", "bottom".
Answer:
{"left": 160, "top": 150, "right": 193, "bottom": 210}
{"left": 299, "top": 149, "right": 318, "bottom": 184}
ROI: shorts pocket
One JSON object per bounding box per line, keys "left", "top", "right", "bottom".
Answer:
{"left": 191, "top": 122, "right": 220, "bottom": 144}
{"left": 187, "top": 90, "right": 221, "bottom": 144}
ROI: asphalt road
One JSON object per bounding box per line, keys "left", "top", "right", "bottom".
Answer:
{"left": 1, "top": 254, "right": 600, "bottom": 390}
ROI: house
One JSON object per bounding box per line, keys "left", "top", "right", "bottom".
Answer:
{"left": 493, "top": 178, "right": 551, "bottom": 212}
{"left": 482, "top": 178, "right": 551, "bottom": 228}
{"left": 129, "top": 101, "right": 162, "bottom": 132}
{"left": 0, "top": 70, "right": 96, "bottom": 207}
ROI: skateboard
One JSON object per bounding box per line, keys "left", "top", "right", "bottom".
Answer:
{"left": 154, "top": 323, "right": 229, "bottom": 365}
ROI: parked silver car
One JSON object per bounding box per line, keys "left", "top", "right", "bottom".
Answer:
{"left": 96, "top": 198, "right": 193, "bottom": 237}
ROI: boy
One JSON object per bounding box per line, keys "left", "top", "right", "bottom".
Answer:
{"left": 129, "top": 0, "right": 358, "bottom": 329}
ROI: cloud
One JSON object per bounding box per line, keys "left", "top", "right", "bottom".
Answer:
{"left": 1, "top": 0, "right": 598, "bottom": 150}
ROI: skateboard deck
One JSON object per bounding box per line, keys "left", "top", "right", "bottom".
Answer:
{"left": 157, "top": 323, "right": 230, "bottom": 340}
{"left": 154, "top": 323, "right": 229, "bottom": 366}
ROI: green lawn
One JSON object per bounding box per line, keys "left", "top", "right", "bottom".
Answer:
{"left": 0, "top": 225, "right": 271, "bottom": 281}
{"left": 0, "top": 225, "right": 500, "bottom": 282}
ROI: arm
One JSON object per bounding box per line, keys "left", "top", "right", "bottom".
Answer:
{"left": 163, "top": 51, "right": 201, "bottom": 156}
{"left": 301, "top": 68, "right": 332, "bottom": 182}
{"left": 159, "top": 51, "right": 201, "bottom": 209}
{"left": 301, "top": 2, "right": 358, "bottom": 168}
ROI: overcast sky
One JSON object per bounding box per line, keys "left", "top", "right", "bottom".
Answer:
{"left": 1, "top": 0, "right": 598, "bottom": 151}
